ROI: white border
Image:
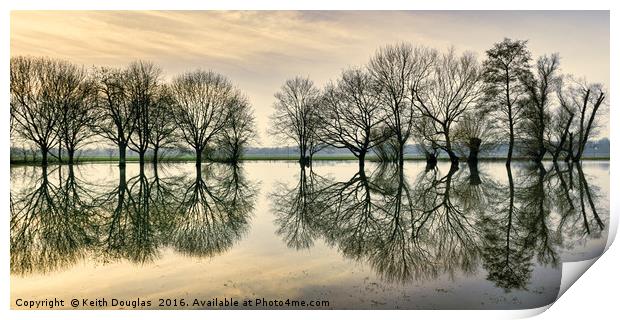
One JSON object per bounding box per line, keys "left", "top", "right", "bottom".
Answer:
{"left": 1, "top": 1, "right": 617, "bottom": 319}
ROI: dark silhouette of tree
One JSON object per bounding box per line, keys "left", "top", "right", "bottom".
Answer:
{"left": 148, "top": 85, "right": 177, "bottom": 164}
{"left": 411, "top": 48, "right": 484, "bottom": 166}
{"left": 10, "top": 166, "right": 98, "bottom": 275}
{"left": 10, "top": 57, "right": 62, "bottom": 166}
{"left": 271, "top": 165, "right": 325, "bottom": 249}
{"left": 170, "top": 164, "right": 255, "bottom": 257}
{"left": 547, "top": 162, "right": 605, "bottom": 256}
{"left": 372, "top": 126, "right": 401, "bottom": 163}
{"left": 482, "top": 38, "right": 533, "bottom": 165}
{"left": 98, "top": 167, "right": 166, "bottom": 263}
{"left": 411, "top": 116, "right": 441, "bottom": 167}
{"left": 170, "top": 70, "right": 234, "bottom": 166}
{"left": 214, "top": 92, "right": 257, "bottom": 163}
{"left": 125, "top": 61, "right": 163, "bottom": 165}
{"left": 517, "top": 165, "right": 558, "bottom": 268}
{"left": 368, "top": 43, "right": 436, "bottom": 165}
{"left": 319, "top": 67, "right": 387, "bottom": 170}
{"left": 94, "top": 67, "right": 135, "bottom": 167}
{"left": 550, "top": 79, "right": 576, "bottom": 162}
{"left": 453, "top": 111, "right": 499, "bottom": 165}
{"left": 519, "top": 54, "right": 561, "bottom": 165}
{"left": 480, "top": 165, "right": 532, "bottom": 291}
{"left": 571, "top": 81, "right": 606, "bottom": 162}
{"left": 269, "top": 76, "right": 322, "bottom": 166}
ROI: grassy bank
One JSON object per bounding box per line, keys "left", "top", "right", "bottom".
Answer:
{"left": 9, "top": 154, "right": 610, "bottom": 165}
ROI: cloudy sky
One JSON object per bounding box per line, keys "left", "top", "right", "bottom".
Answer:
{"left": 11, "top": 11, "right": 609, "bottom": 146}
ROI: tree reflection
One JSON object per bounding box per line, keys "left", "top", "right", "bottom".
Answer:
{"left": 11, "top": 166, "right": 98, "bottom": 275}
{"left": 170, "top": 164, "right": 256, "bottom": 257}
{"left": 480, "top": 165, "right": 533, "bottom": 291}
{"left": 272, "top": 161, "right": 607, "bottom": 290}
{"left": 98, "top": 166, "right": 174, "bottom": 263}
{"left": 272, "top": 164, "right": 326, "bottom": 250}
{"left": 12, "top": 163, "right": 257, "bottom": 274}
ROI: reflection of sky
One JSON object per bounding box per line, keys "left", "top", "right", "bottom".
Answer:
{"left": 10, "top": 11, "right": 610, "bottom": 146}
{"left": 10, "top": 161, "right": 609, "bottom": 309}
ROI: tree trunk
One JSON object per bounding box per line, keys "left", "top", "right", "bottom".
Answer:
{"left": 447, "top": 149, "right": 459, "bottom": 167}
{"left": 40, "top": 146, "right": 48, "bottom": 167}
{"left": 119, "top": 143, "right": 127, "bottom": 167}
{"left": 358, "top": 150, "right": 366, "bottom": 171}
{"left": 507, "top": 121, "right": 514, "bottom": 165}
{"left": 139, "top": 151, "right": 145, "bottom": 165}
{"left": 566, "top": 132, "right": 574, "bottom": 162}
{"left": 68, "top": 148, "right": 75, "bottom": 165}
{"left": 425, "top": 151, "right": 437, "bottom": 171}
{"left": 196, "top": 147, "right": 203, "bottom": 166}
{"left": 467, "top": 160, "right": 481, "bottom": 186}
{"left": 398, "top": 141, "right": 405, "bottom": 167}
{"left": 468, "top": 137, "right": 481, "bottom": 164}
{"left": 152, "top": 146, "right": 159, "bottom": 164}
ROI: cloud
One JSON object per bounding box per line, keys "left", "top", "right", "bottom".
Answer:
{"left": 11, "top": 11, "right": 610, "bottom": 145}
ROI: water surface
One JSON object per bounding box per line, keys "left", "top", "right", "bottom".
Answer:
{"left": 10, "top": 161, "right": 609, "bottom": 309}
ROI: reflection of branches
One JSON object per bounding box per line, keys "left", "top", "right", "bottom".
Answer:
{"left": 548, "top": 162, "right": 605, "bottom": 248}
{"left": 11, "top": 166, "right": 98, "bottom": 275}
{"left": 99, "top": 167, "right": 164, "bottom": 264}
{"left": 272, "top": 165, "right": 325, "bottom": 250}
{"left": 409, "top": 166, "right": 483, "bottom": 280}
{"left": 170, "top": 164, "right": 255, "bottom": 257}
{"left": 273, "top": 163, "right": 487, "bottom": 283}
{"left": 481, "top": 166, "right": 532, "bottom": 291}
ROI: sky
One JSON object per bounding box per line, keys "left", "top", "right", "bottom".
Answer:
{"left": 11, "top": 11, "right": 610, "bottom": 146}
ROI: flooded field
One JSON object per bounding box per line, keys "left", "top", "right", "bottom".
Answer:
{"left": 10, "top": 161, "right": 609, "bottom": 309}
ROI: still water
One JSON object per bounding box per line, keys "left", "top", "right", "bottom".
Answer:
{"left": 10, "top": 161, "right": 609, "bottom": 309}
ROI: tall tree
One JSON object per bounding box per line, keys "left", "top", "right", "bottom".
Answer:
{"left": 170, "top": 70, "right": 234, "bottom": 166}
{"left": 125, "top": 61, "right": 162, "bottom": 165}
{"left": 482, "top": 38, "right": 532, "bottom": 165}
{"left": 148, "top": 84, "right": 177, "bottom": 164}
{"left": 411, "top": 48, "right": 484, "bottom": 165}
{"left": 519, "top": 54, "right": 561, "bottom": 164}
{"left": 571, "top": 81, "right": 606, "bottom": 162}
{"left": 214, "top": 92, "right": 257, "bottom": 163}
{"left": 319, "top": 68, "right": 387, "bottom": 170}
{"left": 269, "top": 76, "right": 322, "bottom": 166}
{"left": 368, "top": 43, "right": 436, "bottom": 165}
{"left": 453, "top": 111, "right": 500, "bottom": 164}
{"left": 549, "top": 77, "right": 576, "bottom": 162}
{"left": 94, "top": 67, "right": 135, "bottom": 167}
{"left": 10, "top": 57, "right": 61, "bottom": 166}
{"left": 55, "top": 63, "right": 99, "bottom": 164}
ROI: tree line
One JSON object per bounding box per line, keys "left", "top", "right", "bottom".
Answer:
{"left": 270, "top": 38, "right": 607, "bottom": 170}
{"left": 10, "top": 57, "right": 256, "bottom": 166}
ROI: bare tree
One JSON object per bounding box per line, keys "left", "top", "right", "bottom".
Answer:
{"left": 453, "top": 111, "right": 500, "bottom": 164}
{"left": 318, "top": 68, "right": 387, "bottom": 170}
{"left": 170, "top": 70, "right": 234, "bottom": 166}
{"left": 125, "top": 61, "right": 162, "bottom": 165}
{"left": 269, "top": 76, "right": 322, "bottom": 166}
{"left": 10, "top": 56, "right": 61, "bottom": 166}
{"left": 411, "top": 48, "right": 484, "bottom": 166}
{"left": 411, "top": 116, "right": 441, "bottom": 167}
{"left": 94, "top": 67, "right": 135, "bottom": 167}
{"left": 368, "top": 43, "right": 436, "bottom": 165}
{"left": 519, "top": 54, "right": 561, "bottom": 164}
{"left": 148, "top": 84, "right": 177, "bottom": 164}
{"left": 214, "top": 92, "right": 257, "bottom": 163}
{"left": 482, "top": 38, "right": 533, "bottom": 165}
{"left": 571, "top": 81, "right": 606, "bottom": 162}
{"left": 54, "top": 63, "right": 99, "bottom": 164}
{"left": 550, "top": 77, "right": 576, "bottom": 162}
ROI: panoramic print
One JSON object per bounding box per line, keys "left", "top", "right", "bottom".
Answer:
{"left": 9, "top": 11, "right": 609, "bottom": 310}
